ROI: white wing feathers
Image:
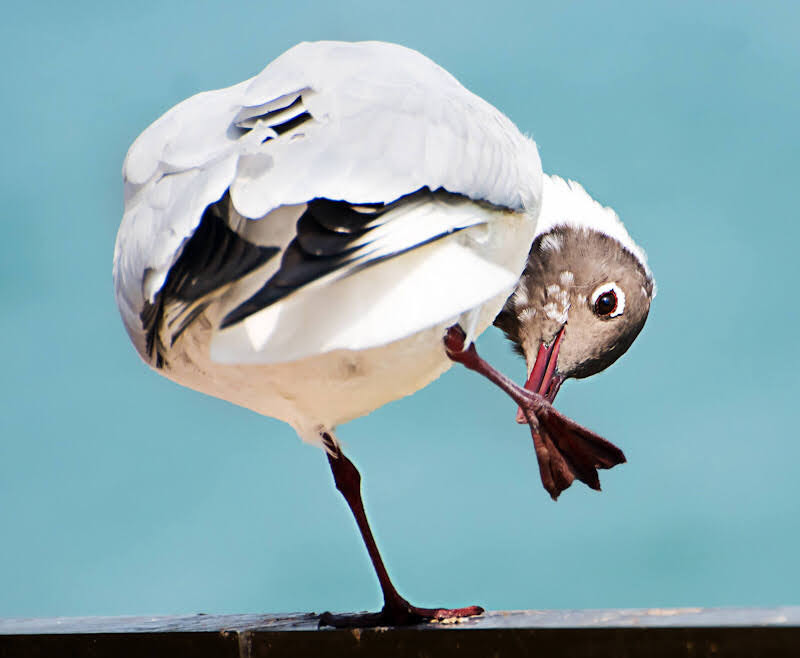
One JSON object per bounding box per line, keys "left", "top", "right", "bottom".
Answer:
{"left": 211, "top": 193, "right": 517, "bottom": 364}
{"left": 232, "top": 41, "right": 540, "bottom": 213}
{"left": 114, "top": 41, "right": 543, "bottom": 363}
{"left": 214, "top": 242, "right": 517, "bottom": 365}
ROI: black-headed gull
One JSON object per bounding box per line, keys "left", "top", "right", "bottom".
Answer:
{"left": 113, "top": 41, "right": 654, "bottom": 626}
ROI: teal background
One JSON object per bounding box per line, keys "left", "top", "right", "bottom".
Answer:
{"left": 1, "top": 1, "right": 799, "bottom": 617}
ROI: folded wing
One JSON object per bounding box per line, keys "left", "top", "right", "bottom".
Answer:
{"left": 113, "top": 41, "right": 543, "bottom": 365}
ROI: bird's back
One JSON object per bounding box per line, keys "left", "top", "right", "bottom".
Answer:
{"left": 113, "top": 41, "right": 543, "bottom": 441}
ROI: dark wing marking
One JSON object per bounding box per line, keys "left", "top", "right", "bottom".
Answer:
{"left": 307, "top": 199, "right": 388, "bottom": 234}
{"left": 295, "top": 210, "right": 368, "bottom": 257}
{"left": 220, "top": 189, "right": 472, "bottom": 329}
{"left": 234, "top": 94, "right": 314, "bottom": 141}
{"left": 272, "top": 111, "right": 312, "bottom": 137}
{"left": 141, "top": 196, "right": 279, "bottom": 368}
{"left": 140, "top": 298, "right": 165, "bottom": 366}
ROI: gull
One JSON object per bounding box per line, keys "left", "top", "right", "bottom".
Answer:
{"left": 113, "top": 40, "right": 655, "bottom": 626}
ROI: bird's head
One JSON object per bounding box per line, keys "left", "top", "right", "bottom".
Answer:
{"left": 494, "top": 176, "right": 655, "bottom": 415}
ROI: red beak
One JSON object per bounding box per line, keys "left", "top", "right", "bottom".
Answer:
{"left": 516, "top": 325, "right": 566, "bottom": 423}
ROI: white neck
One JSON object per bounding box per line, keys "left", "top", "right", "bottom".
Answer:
{"left": 537, "top": 174, "right": 653, "bottom": 282}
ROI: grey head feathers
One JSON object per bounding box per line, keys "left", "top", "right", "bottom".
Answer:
{"left": 536, "top": 175, "right": 653, "bottom": 283}
{"left": 495, "top": 225, "right": 655, "bottom": 380}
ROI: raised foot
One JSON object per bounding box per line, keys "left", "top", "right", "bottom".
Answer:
{"left": 443, "top": 323, "right": 626, "bottom": 501}
{"left": 319, "top": 602, "right": 484, "bottom": 628}
{"left": 520, "top": 402, "right": 626, "bottom": 500}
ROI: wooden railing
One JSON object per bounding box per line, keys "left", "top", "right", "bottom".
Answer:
{"left": 1, "top": 607, "right": 799, "bottom": 657}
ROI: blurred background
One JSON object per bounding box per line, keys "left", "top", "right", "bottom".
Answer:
{"left": 1, "top": 0, "right": 798, "bottom": 618}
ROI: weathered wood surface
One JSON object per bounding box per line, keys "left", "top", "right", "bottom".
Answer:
{"left": 1, "top": 607, "right": 799, "bottom": 657}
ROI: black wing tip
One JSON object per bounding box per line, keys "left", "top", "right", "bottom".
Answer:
{"left": 142, "top": 197, "right": 280, "bottom": 347}
{"left": 220, "top": 302, "right": 258, "bottom": 329}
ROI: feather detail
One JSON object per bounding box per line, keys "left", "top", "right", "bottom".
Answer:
{"left": 114, "top": 41, "right": 543, "bottom": 364}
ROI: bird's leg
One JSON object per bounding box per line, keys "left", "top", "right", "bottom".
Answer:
{"left": 318, "top": 434, "right": 484, "bottom": 628}
{"left": 444, "top": 325, "right": 626, "bottom": 500}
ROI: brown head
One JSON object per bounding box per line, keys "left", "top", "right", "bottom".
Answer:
{"left": 494, "top": 176, "right": 655, "bottom": 413}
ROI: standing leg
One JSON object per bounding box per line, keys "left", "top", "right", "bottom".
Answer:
{"left": 318, "top": 434, "right": 483, "bottom": 628}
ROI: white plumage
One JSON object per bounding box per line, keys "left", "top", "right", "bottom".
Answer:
{"left": 113, "top": 40, "right": 545, "bottom": 445}
{"left": 536, "top": 175, "right": 653, "bottom": 281}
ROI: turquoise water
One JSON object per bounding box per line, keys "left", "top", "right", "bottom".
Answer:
{"left": 1, "top": 1, "right": 798, "bottom": 617}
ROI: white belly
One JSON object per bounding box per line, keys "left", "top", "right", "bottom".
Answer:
{"left": 154, "top": 211, "right": 534, "bottom": 446}
{"left": 161, "top": 286, "right": 510, "bottom": 445}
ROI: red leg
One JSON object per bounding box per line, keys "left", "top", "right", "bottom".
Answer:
{"left": 318, "top": 434, "right": 483, "bottom": 628}
{"left": 444, "top": 326, "right": 626, "bottom": 500}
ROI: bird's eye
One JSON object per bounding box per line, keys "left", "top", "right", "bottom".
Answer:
{"left": 595, "top": 291, "right": 617, "bottom": 315}
{"left": 590, "top": 283, "right": 625, "bottom": 318}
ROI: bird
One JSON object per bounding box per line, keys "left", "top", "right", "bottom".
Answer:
{"left": 113, "top": 40, "right": 655, "bottom": 627}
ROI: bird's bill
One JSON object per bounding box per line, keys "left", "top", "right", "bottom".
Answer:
{"left": 515, "top": 325, "right": 566, "bottom": 423}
